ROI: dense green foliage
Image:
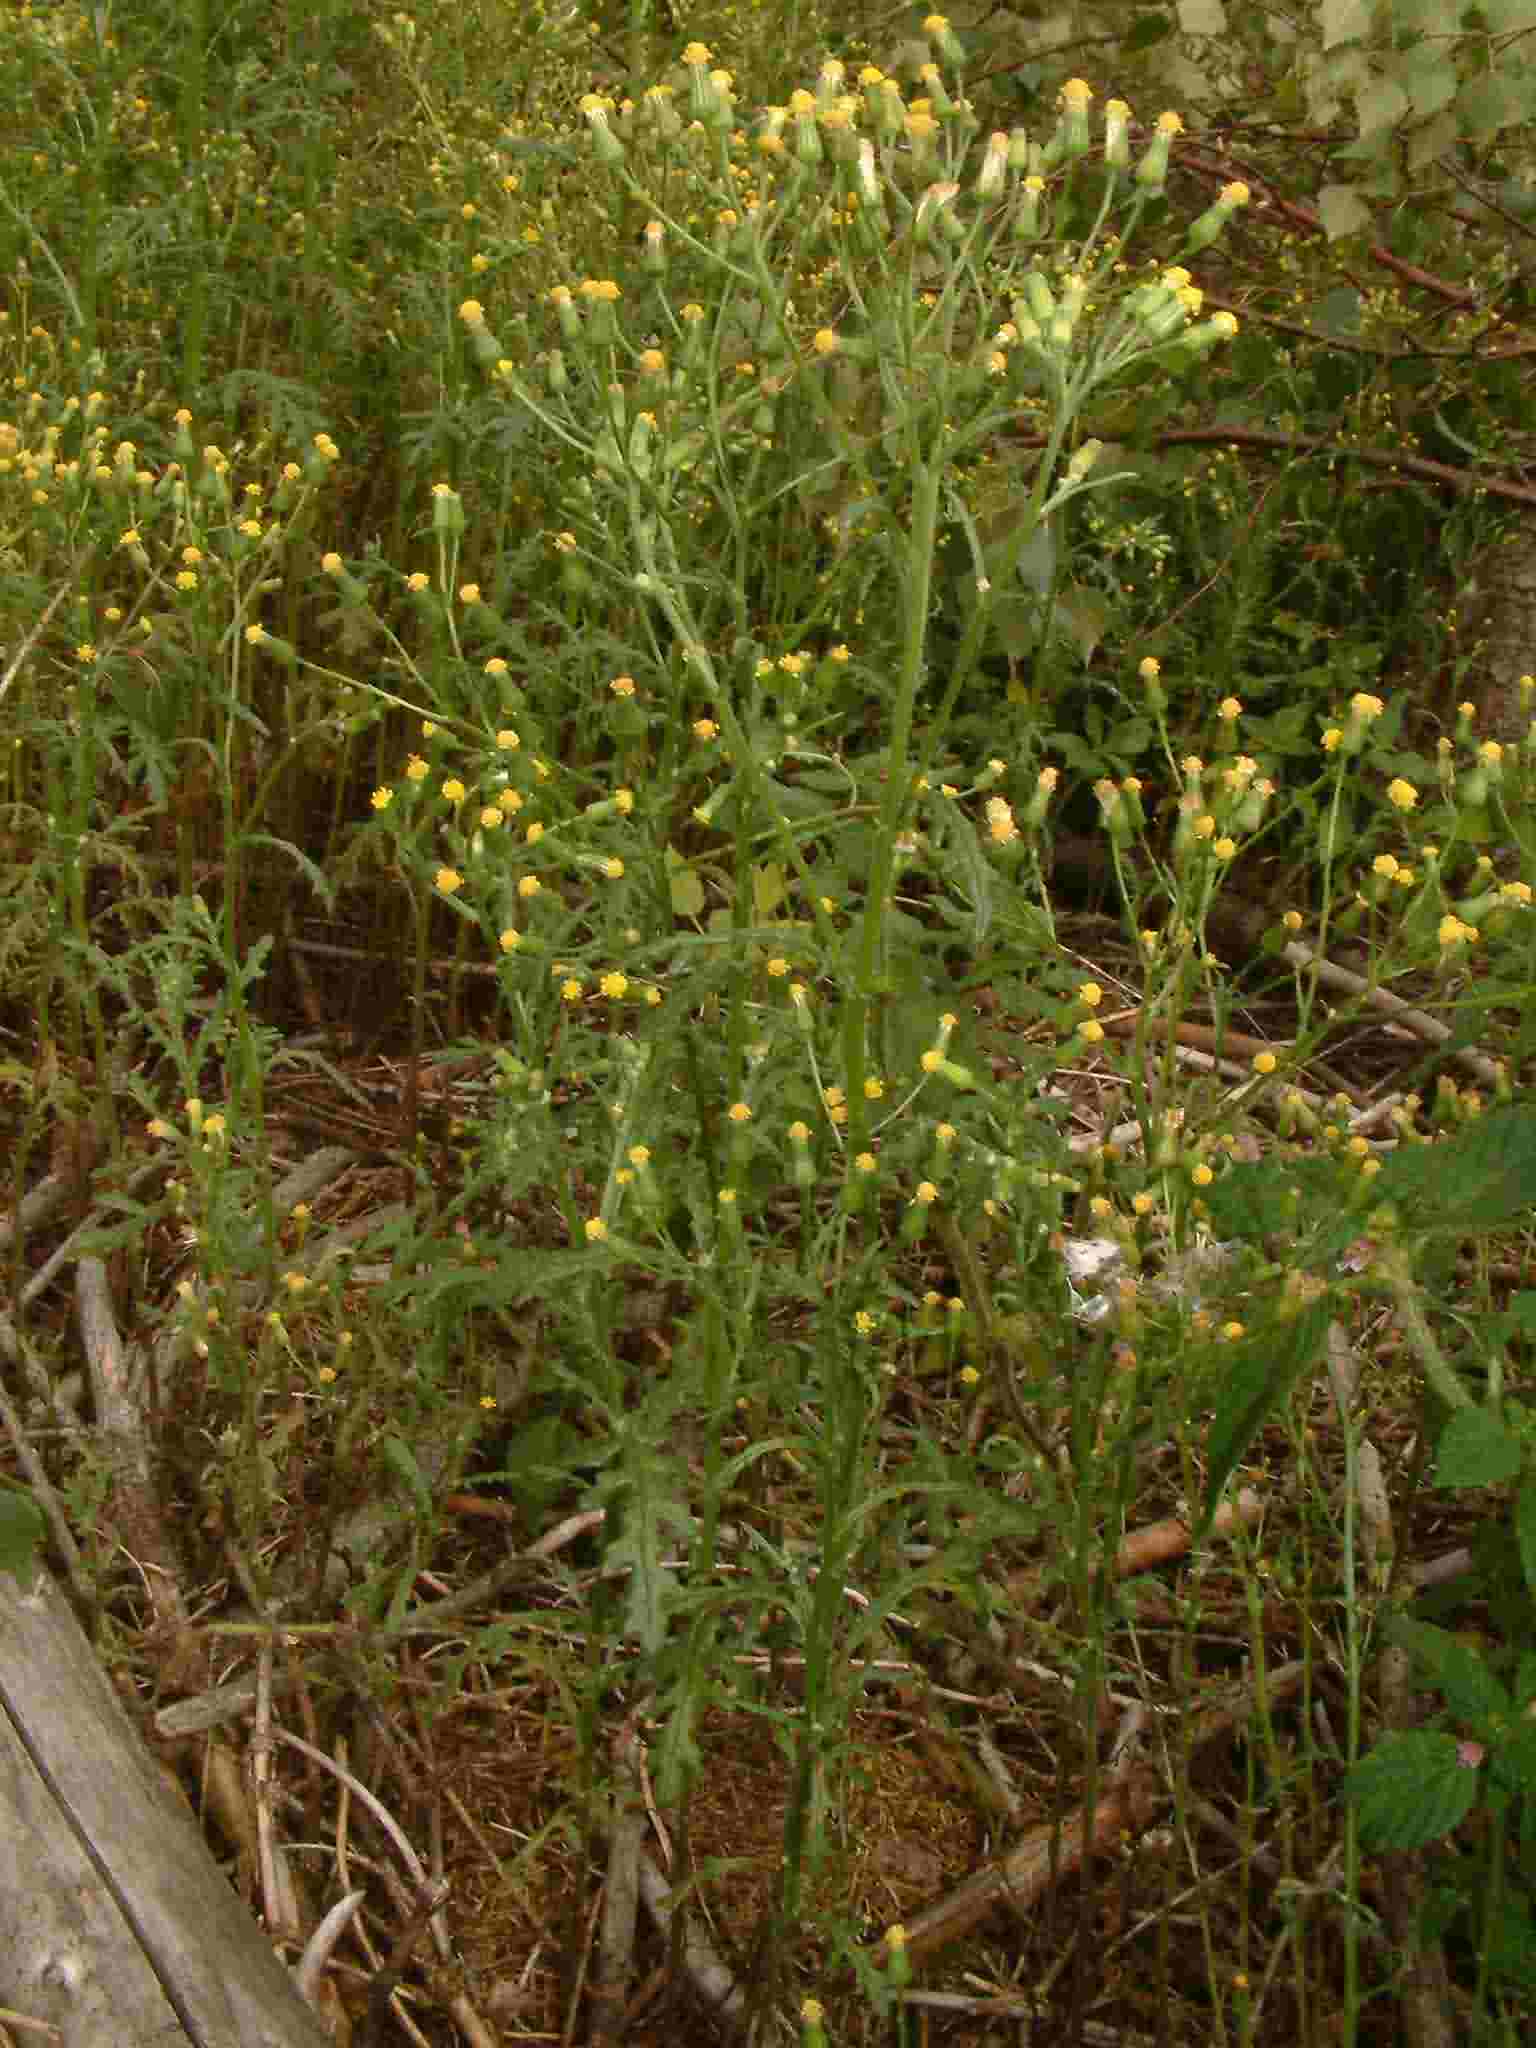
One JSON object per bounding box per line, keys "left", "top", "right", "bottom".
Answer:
{"left": 3, "top": 2, "right": 1536, "bottom": 2041}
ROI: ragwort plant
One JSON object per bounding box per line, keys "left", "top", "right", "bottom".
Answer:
{"left": 290, "top": 28, "right": 1268, "bottom": 1966}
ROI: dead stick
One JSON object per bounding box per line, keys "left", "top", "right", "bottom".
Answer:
{"left": 877, "top": 1661, "right": 1307, "bottom": 1968}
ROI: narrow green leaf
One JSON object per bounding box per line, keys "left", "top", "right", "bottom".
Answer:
{"left": 1201, "top": 1297, "right": 1332, "bottom": 1533}
{"left": 379, "top": 1435, "right": 435, "bottom": 1520}
{"left": 1514, "top": 1478, "right": 1536, "bottom": 1595}
{"left": 0, "top": 1485, "right": 44, "bottom": 1588}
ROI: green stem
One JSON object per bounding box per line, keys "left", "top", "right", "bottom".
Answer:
{"left": 840, "top": 457, "right": 943, "bottom": 1156}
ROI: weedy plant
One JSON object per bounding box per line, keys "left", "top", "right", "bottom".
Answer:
{"left": 3, "top": 3, "right": 1536, "bottom": 2042}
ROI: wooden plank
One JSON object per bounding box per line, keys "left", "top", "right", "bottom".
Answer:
{"left": 0, "top": 1566, "right": 331, "bottom": 2048}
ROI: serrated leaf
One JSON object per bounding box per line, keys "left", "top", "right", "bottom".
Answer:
{"left": 604, "top": 1488, "right": 692, "bottom": 1654}
{"left": 944, "top": 809, "right": 994, "bottom": 947}
{"left": 1387, "top": 1617, "right": 1511, "bottom": 1727}
{"left": 1393, "top": 43, "right": 1458, "bottom": 121}
{"left": 1201, "top": 1296, "right": 1332, "bottom": 1533}
{"left": 0, "top": 1485, "right": 44, "bottom": 1588}
{"left": 1436, "top": 1407, "right": 1523, "bottom": 1490}
{"left": 1195, "top": 1156, "right": 1341, "bottom": 1244}
{"left": 1316, "top": 183, "right": 1372, "bottom": 240}
{"left": 379, "top": 1435, "right": 435, "bottom": 1520}
{"left": 1347, "top": 1731, "right": 1478, "bottom": 1849}
{"left": 1375, "top": 1106, "right": 1536, "bottom": 1234}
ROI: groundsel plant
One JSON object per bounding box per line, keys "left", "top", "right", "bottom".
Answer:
{"left": 460, "top": 31, "right": 1243, "bottom": 1156}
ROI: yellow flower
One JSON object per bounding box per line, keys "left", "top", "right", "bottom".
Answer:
{"left": 603, "top": 858, "right": 625, "bottom": 879}
{"left": 518, "top": 875, "right": 542, "bottom": 898}
{"left": 442, "top": 778, "right": 466, "bottom": 802}
{"left": 405, "top": 754, "right": 429, "bottom": 782}
{"left": 370, "top": 787, "right": 393, "bottom": 811}
{"left": 436, "top": 867, "right": 465, "bottom": 894}
{"left": 601, "top": 972, "right": 629, "bottom": 999}
{"left": 499, "top": 928, "right": 520, "bottom": 952}
{"left": 561, "top": 977, "right": 584, "bottom": 1001}
{"left": 812, "top": 328, "right": 841, "bottom": 356}
{"left": 485, "top": 657, "right": 509, "bottom": 677}
{"left": 1078, "top": 981, "right": 1102, "bottom": 1007}
{"left": 728, "top": 1101, "right": 752, "bottom": 1123}
{"left": 407, "top": 570, "right": 430, "bottom": 592}
{"left": 1252, "top": 1050, "right": 1278, "bottom": 1074}
{"left": 610, "top": 674, "right": 636, "bottom": 698}
{"left": 584, "top": 1217, "right": 608, "bottom": 1242}
{"left": 1386, "top": 778, "right": 1418, "bottom": 811}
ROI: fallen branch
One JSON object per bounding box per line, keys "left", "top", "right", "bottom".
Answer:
{"left": 872, "top": 1661, "right": 1307, "bottom": 1969}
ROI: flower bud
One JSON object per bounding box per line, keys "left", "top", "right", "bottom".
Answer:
{"left": 1103, "top": 98, "right": 1131, "bottom": 170}
{"left": 922, "top": 12, "right": 966, "bottom": 64}
{"left": 1136, "top": 110, "right": 1183, "bottom": 190}
{"left": 579, "top": 93, "right": 625, "bottom": 164}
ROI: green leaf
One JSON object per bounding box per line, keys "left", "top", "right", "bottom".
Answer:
{"left": 379, "top": 1435, "right": 436, "bottom": 1520}
{"left": 944, "top": 809, "right": 994, "bottom": 948}
{"left": 1436, "top": 1407, "right": 1524, "bottom": 1490}
{"left": 1493, "top": 1722, "right": 1536, "bottom": 1806}
{"left": 752, "top": 862, "right": 786, "bottom": 920}
{"left": 1316, "top": 183, "right": 1372, "bottom": 239}
{"left": 1355, "top": 75, "right": 1410, "bottom": 138}
{"left": 1196, "top": 1155, "right": 1350, "bottom": 1250}
{"left": 1201, "top": 1296, "right": 1333, "bottom": 1532}
{"left": 1347, "top": 1731, "right": 1478, "bottom": 1849}
{"left": 1375, "top": 1107, "right": 1536, "bottom": 1234}
{"left": 1125, "top": 10, "right": 1175, "bottom": 48}
{"left": 1393, "top": 43, "right": 1458, "bottom": 121}
{"left": 668, "top": 853, "right": 706, "bottom": 919}
{"left": 1456, "top": 72, "right": 1523, "bottom": 139}
{"left": 603, "top": 1483, "right": 692, "bottom": 1656}
{"left": 1518, "top": 1479, "right": 1536, "bottom": 1595}
{"left": 0, "top": 1484, "right": 44, "bottom": 1589}
{"left": 1387, "top": 1617, "right": 1511, "bottom": 1728}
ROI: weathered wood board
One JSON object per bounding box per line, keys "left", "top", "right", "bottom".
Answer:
{"left": 0, "top": 1564, "right": 331, "bottom": 2048}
